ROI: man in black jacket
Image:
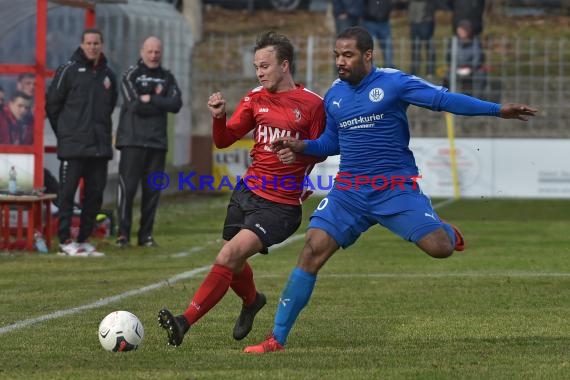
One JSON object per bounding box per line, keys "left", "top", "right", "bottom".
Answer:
{"left": 332, "top": 0, "right": 364, "bottom": 35}
{"left": 115, "top": 36, "right": 182, "bottom": 248}
{"left": 46, "top": 28, "right": 118, "bottom": 257}
{"left": 361, "top": 0, "right": 394, "bottom": 68}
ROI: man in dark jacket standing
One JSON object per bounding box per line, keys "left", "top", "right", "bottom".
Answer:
{"left": 115, "top": 36, "right": 182, "bottom": 248}
{"left": 332, "top": 0, "right": 364, "bottom": 35}
{"left": 409, "top": 0, "right": 437, "bottom": 77}
{"left": 46, "top": 28, "right": 118, "bottom": 257}
{"left": 361, "top": 0, "right": 394, "bottom": 68}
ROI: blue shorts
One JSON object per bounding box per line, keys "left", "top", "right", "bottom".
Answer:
{"left": 308, "top": 182, "right": 443, "bottom": 248}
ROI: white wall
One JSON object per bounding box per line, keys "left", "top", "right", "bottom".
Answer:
{"left": 309, "top": 138, "right": 570, "bottom": 198}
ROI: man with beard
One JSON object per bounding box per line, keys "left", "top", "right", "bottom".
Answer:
{"left": 244, "top": 26, "right": 537, "bottom": 353}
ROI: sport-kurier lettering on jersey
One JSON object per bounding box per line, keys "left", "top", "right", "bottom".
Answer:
{"left": 216, "top": 84, "right": 325, "bottom": 205}
{"left": 324, "top": 68, "right": 448, "bottom": 178}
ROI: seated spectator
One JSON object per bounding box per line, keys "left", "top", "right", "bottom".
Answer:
{"left": 444, "top": 19, "right": 487, "bottom": 97}
{"left": 0, "top": 86, "right": 5, "bottom": 108}
{"left": 16, "top": 73, "right": 36, "bottom": 127}
{"left": 447, "top": 0, "right": 486, "bottom": 38}
{"left": 16, "top": 73, "right": 36, "bottom": 97}
{"left": 0, "top": 91, "right": 33, "bottom": 145}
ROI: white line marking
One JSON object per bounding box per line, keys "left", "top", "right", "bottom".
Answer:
{"left": 0, "top": 267, "right": 208, "bottom": 336}
{"left": 0, "top": 198, "right": 457, "bottom": 335}
{"left": 433, "top": 198, "right": 457, "bottom": 209}
{"left": 0, "top": 234, "right": 305, "bottom": 336}
{"left": 257, "top": 272, "right": 570, "bottom": 279}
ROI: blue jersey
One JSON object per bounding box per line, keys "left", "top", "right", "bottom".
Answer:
{"left": 304, "top": 68, "right": 501, "bottom": 178}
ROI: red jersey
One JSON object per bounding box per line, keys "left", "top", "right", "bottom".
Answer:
{"left": 213, "top": 84, "right": 325, "bottom": 205}
{"left": 0, "top": 106, "right": 33, "bottom": 145}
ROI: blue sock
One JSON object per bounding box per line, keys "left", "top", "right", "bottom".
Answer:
{"left": 272, "top": 267, "right": 316, "bottom": 346}
{"left": 441, "top": 222, "right": 456, "bottom": 247}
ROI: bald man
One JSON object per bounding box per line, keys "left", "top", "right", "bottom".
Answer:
{"left": 115, "top": 36, "right": 182, "bottom": 248}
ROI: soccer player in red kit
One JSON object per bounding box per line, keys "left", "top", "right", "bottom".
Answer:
{"left": 158, "top": 31, "right": 326, "bottom": 347}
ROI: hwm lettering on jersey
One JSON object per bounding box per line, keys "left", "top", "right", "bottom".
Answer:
{"left": 259, "top": 107, "right": 269, "bottom": 113}
{"left": 257, "top": 125, "right": 300, "bottom": 144}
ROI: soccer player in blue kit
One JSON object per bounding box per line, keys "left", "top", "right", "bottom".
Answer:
{"left": 244, "top": 26, "right": 537, "bottom": 353}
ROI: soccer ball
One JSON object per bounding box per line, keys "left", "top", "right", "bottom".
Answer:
{"left": 98, "top": 311, "right": 144, "bottom": 352}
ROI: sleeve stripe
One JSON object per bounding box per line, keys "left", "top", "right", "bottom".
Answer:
{"left": 122, "top": 65, "right": 138, "bottom": 102}
{"left": 302, "top": 87, "right": 323, "bottom": 100}
{"left": 56, "top": 61, "right": 73, "bottom": 89}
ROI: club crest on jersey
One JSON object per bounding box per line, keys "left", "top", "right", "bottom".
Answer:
{"left": 103, "top": 76, "right": 111, "bottom": 90}
{"left": 369, "top": 88, "right": 384, "bottom": 103}
{"left": 293, "top": 108, "right": 302, "bottom": 122}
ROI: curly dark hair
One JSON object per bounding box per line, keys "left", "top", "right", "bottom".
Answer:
{"left": 337, "top": 26, "right": 374, "bottom": 54}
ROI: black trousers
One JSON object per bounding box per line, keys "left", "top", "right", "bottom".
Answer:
{"left": 58, "top": 158, "right": 108, "bottom": 243}
{"left": 117, "top": 147, "right": 166, "bottom": 244}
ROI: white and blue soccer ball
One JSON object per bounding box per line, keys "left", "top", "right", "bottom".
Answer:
{"left": 98, "top": 311, "right": 144, "bottom": 352}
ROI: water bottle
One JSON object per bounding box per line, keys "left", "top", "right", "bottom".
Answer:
{"left": 34, "top": 230, "right": 48, "bottom": 254}
{"left": 8, "top": 166, "right": 18, "bottom": 194}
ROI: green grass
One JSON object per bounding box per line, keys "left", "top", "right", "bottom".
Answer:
{"left": 1, "top": 194, "right": 569, "bottom": 379}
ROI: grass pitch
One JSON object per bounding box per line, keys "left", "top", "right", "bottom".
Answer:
{"left": 0, "top": 194, "right": 569, "bottom": 379}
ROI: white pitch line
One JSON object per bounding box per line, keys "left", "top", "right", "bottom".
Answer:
{"left": 0, "top": 197, "right": 455, "bottom": 336}
{"left": 256, "top": 272, "right": 570, "bottom": 279}
{"left": 0, "top": 234, "right": 305, "bottom": 336}
{"left": 0, "top": 267, "right": 207, "bottom": 336}
{"left": 432, "top": 198, "right": 458, "bottom": 209}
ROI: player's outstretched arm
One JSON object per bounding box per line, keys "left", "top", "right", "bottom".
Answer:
{"left": 499, "top": 103, "right": 538, "bottom": 121}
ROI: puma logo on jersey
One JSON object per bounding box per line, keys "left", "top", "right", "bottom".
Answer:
{"left": 332, "top": 99, "right": 342, "bottom": 108}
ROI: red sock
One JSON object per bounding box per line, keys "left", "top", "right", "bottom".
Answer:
{"left": 230, "top": 262, "right": 257, "bottom": 306}
{"left": 183, "top": 264, "right": 233, "bottom": 325}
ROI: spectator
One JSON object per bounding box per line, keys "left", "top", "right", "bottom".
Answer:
{"left": 16, "top": 73, "right": 36, "bottom": 97}
{"left": 332, "top": 0, "right": 364, "bottom": 35}
{"left": 0, "top": 86, "right": 5, "bottom": 108}
{"left": 14, "top": 73, "right": 36, "bottom": 134}
{"left": 0, "top": 91, "right": 33, "bottom": 145}
{"left": 445, "top": 19, "right": 487, "bottom": 97}
{"left": 408, "top": 0, "right": 437, "bottom": 77}
{"left": 156, "top": 31, "right": 325, "bottom": 348}
{"left": 361, "top": 0, "right": 394, "bottom": 68}
{"left": 45, "top": 28, "right": 118, "bottom": 257}
{"left": 447, "top": 0, "right": 486, "bottom": 37}
{"left": 115, "top": 36, "right": 182, "bottom": 248}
